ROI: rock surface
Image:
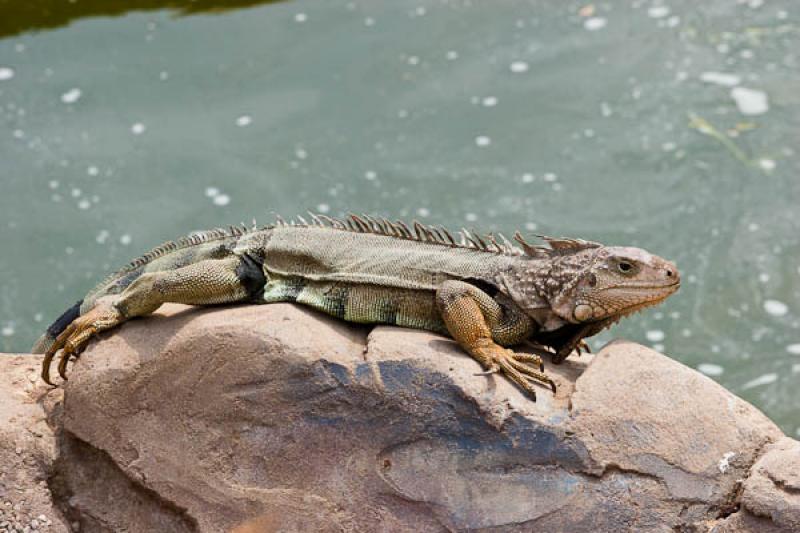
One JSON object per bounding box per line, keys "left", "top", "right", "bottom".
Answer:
{"left": 0, "top": 356, "right": 67, "bottom": 532}
{"left": 4, "top": 303, "right": 799, "bottom": 532}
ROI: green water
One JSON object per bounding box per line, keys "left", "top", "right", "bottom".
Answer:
{"left": 1, "top": 0, "right": 798, "bottom": 434}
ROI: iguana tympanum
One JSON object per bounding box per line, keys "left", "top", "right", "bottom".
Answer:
{"left": 33, "top": 214, "right": 679, "bottom": 399}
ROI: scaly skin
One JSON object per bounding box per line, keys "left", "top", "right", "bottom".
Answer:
{"left": 33, "top": 214, "right": 680, "bottom": 399}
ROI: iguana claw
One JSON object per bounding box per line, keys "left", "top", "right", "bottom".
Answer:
{"left": 483, "top": 349, "right": 556, "bottom": 399}
{"left": 41, "top": 302, "right": 123, "bottom": 386}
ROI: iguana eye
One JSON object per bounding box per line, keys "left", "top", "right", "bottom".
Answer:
{"left": 618, "top": 261, "right": 633, "bottom": 273}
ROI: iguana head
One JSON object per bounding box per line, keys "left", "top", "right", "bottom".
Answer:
{"left": 551, "top": 245, "right": 680, "bottom": 324}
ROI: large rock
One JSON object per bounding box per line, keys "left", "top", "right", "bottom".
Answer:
{"left": 0, "top": 356, "right": 67, "bottom": 532}
{"left": 31, "top": 302, "right": 793, "bottom": 532}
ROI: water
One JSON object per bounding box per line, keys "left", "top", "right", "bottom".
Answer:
{"left": 1, "top": 0, "right": 798, "bottom": 435}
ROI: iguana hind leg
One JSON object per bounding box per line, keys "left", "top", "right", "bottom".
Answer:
{"left": 42, "top": 255, "right": 265, "bottom": 385}
{"left": 435, "top": 280, "right": 555, "bottom": 400}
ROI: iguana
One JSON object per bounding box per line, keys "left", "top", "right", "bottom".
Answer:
{"left": 33, "top": 214, "right": 680, "bottom": 399}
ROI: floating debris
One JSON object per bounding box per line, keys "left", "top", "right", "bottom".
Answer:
{"left": 700, "top": 71, "right": 741, "bottom": 87}
{"left": 584, "top": 17, "right": 607, "bottom": 31}
{"left": 763, "top": 299, "right": 788, "bottom": 317}
{"left": 742, "top": 373, "right": 778, "bottom": 389}
{"left": 730, "top": 87, "right": 769, "bottom": 115}
{"left": 698, "top": 363, "right": 724, "bottom": 376}
{"left": 509, "top": 61, "right": 529, "bottom": 73}
{"left": 61, "top": 88, "right": 82, "bottom": 104}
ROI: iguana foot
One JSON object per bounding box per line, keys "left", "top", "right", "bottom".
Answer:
{"left": 475, "top": 346, "right": 556, "bottom": 400}
{"left": 41, "top": 302, "right": 123, "bottom": 386}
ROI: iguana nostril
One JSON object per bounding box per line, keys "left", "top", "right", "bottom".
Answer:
{"left": 666, "top": 270, "right": 673, "bottom": 277}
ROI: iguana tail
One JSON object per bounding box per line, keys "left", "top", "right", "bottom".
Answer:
{"left": 31, "top": 300, "right": 83, "bottom": 354}
{"left": 31, "top": 225, "right": 256, "bottom": 354}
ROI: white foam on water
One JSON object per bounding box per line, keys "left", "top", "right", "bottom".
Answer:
{"left": 647, "top": 6, "right": 670, "bottom": 18}
{"left": 759, "top": 159, "right": 775, "bottom": 171}
{"left": 131, "top": 122, "right": 146, "bottom": 135}
{"left": 763, "top": 299, "right": 788, "bottom": 317}
{"left": 61, "top": 88, "right": 82, "bottom": 104}
{"left": 120, "top": 234, "right": 132, "bottom": 245}
{"left": 294, "top": 13, "right": 307, "bottom": 23}
{"left": 1, "top": 324, "right": 15, "bottom": 337}
{"left": 646, "top": 330, "right": 665, "bottom": 342}
{"left": 317, "top": 203, "right": 330, "bottom": 213}
{"left": 0, "top": 67, "right": 14, "bottom": 80}
{"left": 475, "top": 135, "right": 491, "bottom": 147}
{"left": 730, "top": 87, "right": 769, "bottom": 115}
{"left": 786, "top": 344, "right": 800, "bottom": 355}
{"left": 742, "top": 373, "right": 778, "bottom": 390}
{"left": 87, "top": 165, "right": 99, "bottom": 176}
{"left": 509, "top": 61, "right": 529, "bottom": 73}
{"left": 364, "top": 170, "right": 377, "bottom": 180}
{"left": 205, "top": 187, "right": 219, "bottom": 197}
{"left": 584, "top": 17, "right": 607, "bottom": 31}
{"left": 213, "top": 194, "right": 230, "bottom": 206}
{"left": 235, "top": 115, "right": 252, "bottom": 127}
{"left": 294, "top": 148, "right": 308, "bottom": 160}
{"left": 698, "top": 363, "right": 724, "bottom": 376}
{"left": 445, "top": 50, "right": 458, "bottom": 60}
{"left": 699, "top": 71, "right": 740, "bottom": 87}
{"left": 481, "top": 96, "right": 498, "bottom": 107}
{"left": 416, "top": 207, "right": 430, "bottom": 217}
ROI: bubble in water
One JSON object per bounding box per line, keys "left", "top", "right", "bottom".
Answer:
{"left": 0, "top": 67, "right": 14, "bottom": 81}
{"left": 317, "top": 203, "right": 330, "bottom": 213}
{"left": 131, "top": 122, "right": 146, "bottom": 135}
{"left": 61, "top": 88, "right": 82, "bottom": 104}
{"left": 584, "top": 17, "right": 607, "bottom": 31}
{"left": 475, "top": 135, "right": 491, "bottom": 147}
{"left": 1, "top": 324, "right": 14, "bottom": 337}
{"left": 481, "top": 96, "right": 498, "bottom": 107}
{"left": 235, "top": 115, "right": 252, "bottom": 127}
{"left": 763, "top": 299, "right": 788, "bottom": 317}
{"left": 698, "top": 363, "right": 724, "bottom": 376}
{"left": 509, "top": 61, "right": 529, "bottom": 73}
{"left": 205, "top": 187, "right": 219, "bottom": 197}
{"left": 87, "top": 165, "right": 99, "bottom": 176}
{"left": 364, "top": 170, "right": 377, "bottom": 180}
{"left": 445, "top": 50, "right": 458, "bottom": 60}
{"left": 417, "top": 207, "right": 430, "bottom": 217}
{"left": 294, "top": 13, "right": 307, "bottom": 23}
{"left": 646, "top": 330, "right": 665, "bottom": 342}
{"left": 120, "top": 234, "right": 132, "bottom": 245}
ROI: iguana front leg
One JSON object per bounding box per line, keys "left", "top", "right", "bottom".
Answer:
{"left": 435, "top": 280, "right": 556, "bottom": 400}
{"left": 42, "top": 255, "right": 265, "bottom": 385}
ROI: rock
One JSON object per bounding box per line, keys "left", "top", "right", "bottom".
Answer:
{"left": 0, "top": 355, "right": 68, "bottom": 532}
{"left": 33, "top": 302, "right": 794, "bottom": 532}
